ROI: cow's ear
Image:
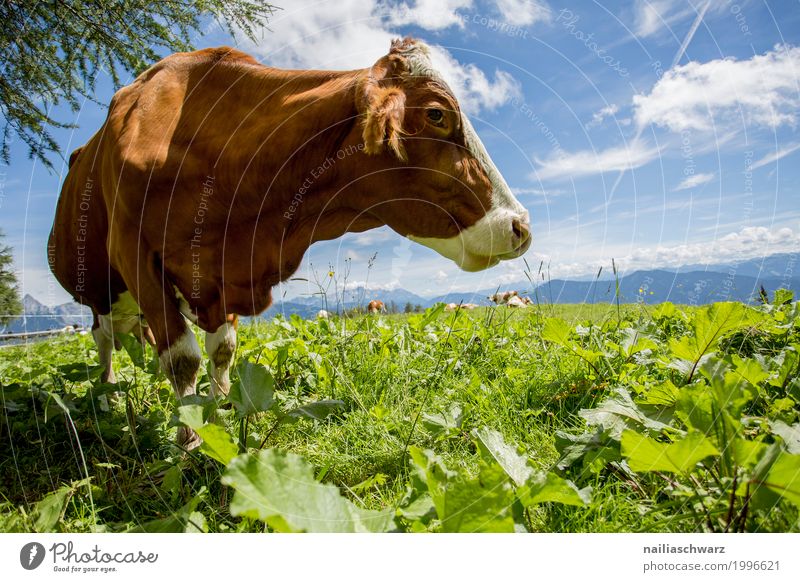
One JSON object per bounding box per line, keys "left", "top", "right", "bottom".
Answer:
{"left": 359, "top": 53, "right": 408, "bottom": 161}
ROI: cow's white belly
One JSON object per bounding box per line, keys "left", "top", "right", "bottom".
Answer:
{"left": 99, "top": 291, "right": 147, "bottom": 336}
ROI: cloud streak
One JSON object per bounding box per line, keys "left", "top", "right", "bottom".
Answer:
{"left": 674, "top": 172, "right": 715, "bottom": 191}
{"left": 751, "top": 143, "right": 800, "bottom": 171}
{"left": 533, "top": 137, "right": 660, "bottom": 181}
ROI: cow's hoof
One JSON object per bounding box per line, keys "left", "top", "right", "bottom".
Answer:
{"left": 177, "top": 426, "right": 202, "bottom": 451}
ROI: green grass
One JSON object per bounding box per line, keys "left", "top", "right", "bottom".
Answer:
{"left": 1, "top": 299, "right": 798, "bottom": 533}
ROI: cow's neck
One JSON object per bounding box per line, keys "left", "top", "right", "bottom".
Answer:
{"left": 244, "top": 68, "right": 383, "bottom": 286}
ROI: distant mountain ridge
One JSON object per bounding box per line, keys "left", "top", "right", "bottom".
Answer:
{"left": 2, "top": 294, "right": 92, "bottom": 334}
{"left": 5, "top": 253, "right": 798, "bottom": 331}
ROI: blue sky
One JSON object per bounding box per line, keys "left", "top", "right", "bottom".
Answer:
{"left": 1, "top": 0, "right": 799, "bottom": 305}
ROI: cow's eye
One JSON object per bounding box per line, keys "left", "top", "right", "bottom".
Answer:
{"left": 426, "top": 108, "right": 445, "bottom": 125}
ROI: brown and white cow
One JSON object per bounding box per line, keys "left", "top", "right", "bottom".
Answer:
{"left": 488, "top": 290, "right": 519, "bottom": 305}
{"left": 367, "top": 300, "right": 386, "bottom": 314}
{"left": 48, "top": 39, "right": 531, "bottom": 448}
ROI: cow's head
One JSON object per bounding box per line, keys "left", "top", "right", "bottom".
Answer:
{"left": 355, "top": 38, "right": 531, "bottom": 272}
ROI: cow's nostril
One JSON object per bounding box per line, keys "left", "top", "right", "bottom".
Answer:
{"left": 512, "top": 218, "right": 530, "bottom": 243}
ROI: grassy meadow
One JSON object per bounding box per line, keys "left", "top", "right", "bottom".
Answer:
{"left": 0, "top": 298, "right": 798, "bottom": 533}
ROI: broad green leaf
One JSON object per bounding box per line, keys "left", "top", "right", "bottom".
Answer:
{"left": 409, "top": 447, "right": 454, "bottom": 514}
{"left": 397, "top": 494, "right": 436, "bottom": 521}
{"left": 579, "top": 387, "right": 672, "bottom": 438}
{"left": 675, "top": 384, "right": 716, "bottom": 434}
{"left": 772, "top": 421, "right": 800, "bottom": 454}
{"left": 769, "top": 397, "right": 797, "bottom": 418}
{"left": 640, "top": 380, "right": 680, "bottom": 407}
{"left": 748, "top": 443, "right": 783, "bottom": 510}
{"left": 699, "top": 357, "right": 756, "bottom": 416}
{"left": 229, "top": 361, "right": 275, "bottom": 417}
{"left": 542, "top": 318, "right": 571, "bottom": 346}
{"left": 410, "top": 446, "right": 515, "bottom": 532}
{"left": 769, "top": 349, "right": 799, "bottom": 388}
{"left": 130, "top": 492, "right": 205, "bottom": 533}
{"left": 517, "top": 472, "right": 591, "bottom": 507}
{"left": 750, "top": 446, "right": 800, "bottom": 510}
{"left": 773, "top": 288, "right": 794, "bottom": 305}
{"left": 652, "top": 302, "right": 677, "bottom": 319}
{"left": 184, "top": 511, "right": 208, "bottom": 533}
{"left": 418, "top": 303, "right": 445, "bottom": 330}
{"left": 621, "top": 430, "right": 719, "bottom": 473}
{"left": 176, "top": 404, "right": 205, "bottom": 431}
{"left": 196, "top": 424, "right": 237, "bottom": 465}
{"left": 422, "top": 403, "right": 463, "bottom": 438}
{"left": 731, "top": 438, "right": 767, "bottom": 469}
{"left": 223, "top": 449, "right": 394, "bottom": 532}
{"left": 34, "top": 486, "right": 72, "bottom": 532}
{"left": 667, "top": 303, "right": 753, "bottom": 374}
{"left": 730, "top": 355, "right": 770, "bottom": 388}
{"left": 666, "top": 356, "right": 704, "bottom": 376}
{"left": 472, "top": 427, "right": 533, "bottom": 486}
{"left": 442, "top": 462, "right": 516, "bottom": 532}
{"left": 43, "top": 390, "right": 77, "bottom": 419}
{"left": 760, "top": 452, "right": 800, "bottom": 508}
{"left": 619, "top": 327, "right": 658, "bottom": 357}
{"left": 56, "top": 362, "right": 103, "bottom": 382}
{"left": 117, "top": 333, "right": 146, "bottom": 369}
{"left": 554, "top": 428, "right": 621, "bottom": 471}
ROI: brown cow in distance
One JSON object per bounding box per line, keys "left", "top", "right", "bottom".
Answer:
{"left": 367, "top": 300, "right": 385, "bottom": 314}
{"left": 48, "top": 39, "right": 531, "bottom": 448}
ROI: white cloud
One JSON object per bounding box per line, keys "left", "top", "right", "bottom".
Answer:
{"left": 387, "top": 0, "right": 472, "bottom": 30}
{"left": 242, "top": 0, "right": 520, "bottom": 114}
{"left": 427, "top": 45, "right": 521, "bottom": 113}
{"left": 585, "top": 104, "right": 619, "bottom": 129}
{"left": 674, "top": 172, "right": 715, "bottom": 191}
{"left": 341, "top": 280, "right": 402, "bottom": 291}
{"left": 751, "top": 143, "right": 800, "bottom": 171}
{"left": 533, "top": 137, "right": 660, "bottom": 181}
{"left": 633, "top": 45, "right": 800, "bottom": 133}
{"left": 435, "top": 269, "right": 449, "bottom": 283}
{"left": 495, "top": 0, "right": 551, "bottom": 25}
{"left": 621, "top": 226, "right": 800, "bottom": 270}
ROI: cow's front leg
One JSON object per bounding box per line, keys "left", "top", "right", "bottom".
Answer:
{"left": 92, "top": 316, "right": 116, "bottom": 384}
{"left": 114, "top": 247, "right": 203, "bottom": 450}
{"left": 205, "top": 315, "right": 237, "bottom": 398}
{"left": 159, "top": 324, "right": 203, "bottom": 450}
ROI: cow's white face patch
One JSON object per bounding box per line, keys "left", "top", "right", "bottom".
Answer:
{"left": 399, "top": 42, "right": 531, "bottom": 271}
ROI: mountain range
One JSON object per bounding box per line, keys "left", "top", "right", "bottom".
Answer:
{"left": 3, "top": 253, "right": 797, "bottom": 332}
{"left": 265, "top": 253, "right": 799, "bottom": 318}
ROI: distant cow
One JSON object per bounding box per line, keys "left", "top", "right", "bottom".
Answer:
{"left": 488, "top": 291, "right": 519, "bottom": 305}
{"left": 444, "top": 302, "right": 479, "bottom": 311}
{"left": 367, "top": 300, "right": 386, "bottom": 314}
{"left": 48, "top": 39, "right": 531, "bottom": 448}
{"left": 506, "top": 296, "right": 528, "bottom": 308}
{"left": 316, "top": 310, "right": 330, "bottom": 319}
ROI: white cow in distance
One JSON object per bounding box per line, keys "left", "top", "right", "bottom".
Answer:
{"left": 488, "top": 291, "right": 518, "bottom": 305}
